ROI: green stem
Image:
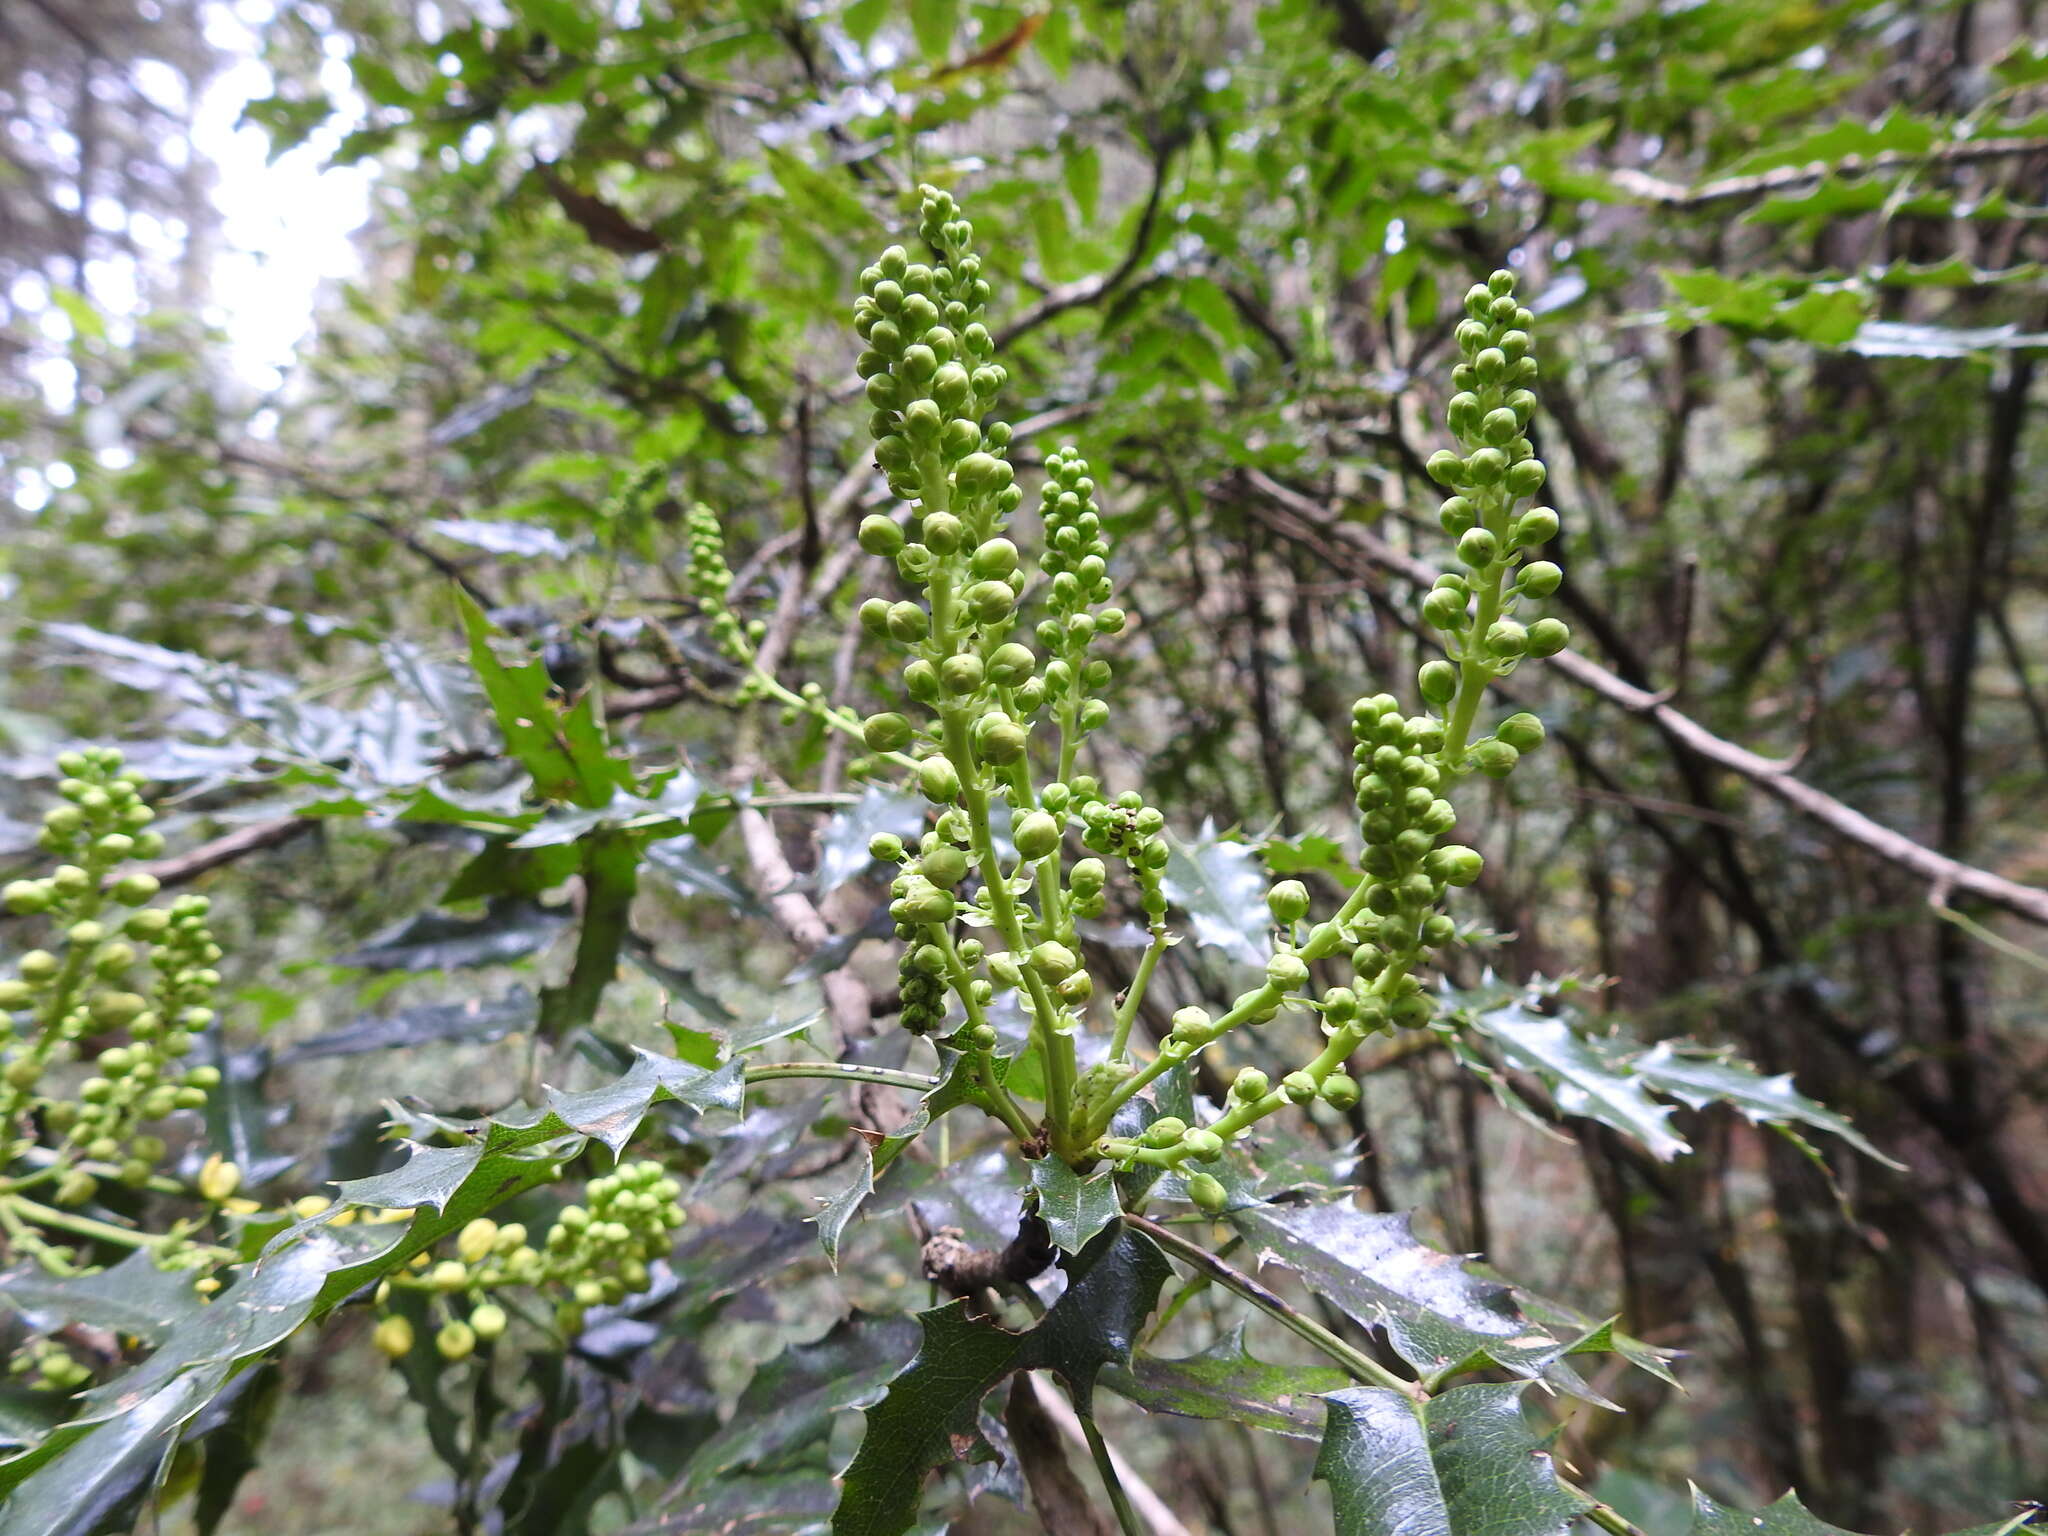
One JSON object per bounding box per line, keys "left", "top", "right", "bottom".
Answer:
{"left": 939, "top": 709, "right": 1077, "bottom": 1152}
{"left": 1108, "top": 924, "right": 1169, "bottom": 1061}
{"left": 1125, "top": 1214, "right": 1424, "bottom": 1401}
{"left": 1088, "top": 878, "right": 1375, "bottom": 1139}
{"left": 928, "top": 930, "right": 1038, "bottom": 1143}
{"left": 1073, "top": 1398, "right": 1144, "bottom": 1536}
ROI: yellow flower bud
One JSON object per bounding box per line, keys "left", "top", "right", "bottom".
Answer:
{"left": 197, "top": 1154, "right": 242, "bottom": 1203}
{"left": 456, "top": 1218, "right": 500, "bottom": 1265}
{"left": 373, "top": 1315, "right": 416, "bottom": 1358}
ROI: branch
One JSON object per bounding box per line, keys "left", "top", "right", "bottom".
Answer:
{"left": 1242, "top": 470, "right": 2048, "bottom": 929}
{"left": 1608, "top": 137, "right": 2048, "bottom": 209}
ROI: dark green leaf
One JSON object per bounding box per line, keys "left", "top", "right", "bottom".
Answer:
{"left": 1316, "top": 1383, "right": 1589, "bottom": 1536}
{"left": 1101, "top": 1326, "right": 1348, "bottom": 1439}
{"left": 1231, "top": 1201, "right": 1579, "bottom": 1388}
{"left": 1468, "top": 1003, "right": 1689, "bottom": 1161}
{"left": 335, "top": 897, "right": 568, "bottom": 972}
{"left": 1028, "top": 1156, "right": 1122, "bottom": 1254}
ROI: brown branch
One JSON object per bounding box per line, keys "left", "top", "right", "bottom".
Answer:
{"left": 1242, "top": 469, "right": 2048, "bottom": 929}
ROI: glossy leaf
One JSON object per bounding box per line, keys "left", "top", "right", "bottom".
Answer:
{"left": 1316, "top": 1383, "right": 1589, "bottom": 1536}
{"left": 1163, "top": 820, "right": 1272, "bottom": 968}
{"left": 1100, "top": 1327, "right": 1349, "bottom": 1439}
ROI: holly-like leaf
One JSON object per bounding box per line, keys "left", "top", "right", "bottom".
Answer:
{"left": 1315, "top": 1383, "right": 1589, "bottom": 1536}
{"left": 813, "top": 1147, "right": 876, "bottom": 1270}
{"left": 1625, "top": 1044, "right": 1903, "bottom": 1168}
{"left": 816, "top": 785, "right": 926, "bottom": 897}
{"left": 1029, "top": 1155, "right": 1122, "bottom": 1254}
{"left": 1100, "top": 1327, "right": 1349, "bottom": 1439}
{"left": 1469, "top": 1003, "right": 1690, "bottom": 1160}
{"left": 1688, "top": 1488, "right": 1883, "bottom": 1534}
{"left": 1231, "top": 1201, "right": 1590, "bottom": 1390}
{"left": 833, "top": 1225, "right": 1170, "bottom": 1536}
{"left": 1164, "top": 820, "right": 1272, "bottom": 968}
{"left": 0, "top": 1247, "right": 208, "bottom": 1345}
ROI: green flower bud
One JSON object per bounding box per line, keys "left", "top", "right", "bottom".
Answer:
{"left": 862, "top": 712, "right": 915, "bottom": 753}
{"left": 886, "top": 601, "right": 929, "bottom": 642}
{"left": 1282, "top": 1071, "right": 1318, "bottom": 1105}
{"left": 1319, "top": 1073, "right": 1361, "bottom": 1111}
{"left": 89, "top": 991, "right": 146, "bottom": 1028}
{"left": 1471, "top": 739, "right": 1519, "bottom": 778}
{"left": 1425, "top": 449, "right": 1466, "bottom": 487}
{"left": 1515, "top": 506, "right": 1559, "bottom": 545}
{"left": 1058, "top": 970, "right": 1093, "bottom": 1004}
{"left": 1481, "top": 407, "right": 1521, "bottom": 445}
{"left": 436, "top": 1320, "right": 477, "bottom": 1362}
{"left": 1186, "top": 1172, "right": 1228, "bottom": 1213}
{"left": 986, "top": 642, "right": 1035, "bottom": 685}
{"left": 858, "top": 515, "right": 905, "bottom": 556}
{"left": 1485, "top": 620, "right": 1528, "bottom": 658}
{"left": 1517, "top": 560, "right": 1562, "bottom": 598}
{"left": 940, "top": 653, "right": 985, "bottom": 694}
{"left": 1265, "top": 952, "right": 1310, "bottom": 991}
{"left": 978, "top": 718, "right": 1028, "bottom": 765}
{"left": 964, "top": 580, "right": 1015, "bottom": 624}
{"left": 1418, "top": 660, "right": 1458, "bottom": 705}
{"left": 373, "top": 1315, "right": 416, "bottom": 1358}
{"left": 897, "top": 881, "right": 956, "bottom": 924}
{"left": 1232, "top": 1067, "right": 1270, "bottom": 1101}
{"left": 429, "top": 1260, "right": 470, "bottom": 1293}
{"left": 1014, "top": 811, "right": 1060, "bottom": 860}
{"left": 903, "top": 658, "right": 940, "bottom": 701}
{"left": 19, "top": 951, "right": 59, "bottom": 984}
{"left": 1526, "top": 618, "right": 1571, "bottom": 657}
{"left": 918, "top": 756, "right": 961, "bottom": 802}
{"left": 51, "top": 865, "right": 90, "bottom": 897}
{"left": 922, "top": 511, "right": 964, "bottom": 554}
{"left": 1456, "top": 527, "right": 1499, "bottom": 568}
{"left": 1421, "top": 588, "right": 1468, "bottom": 631}
{"left": 1180, "top": 1128, "right": 1225, "bottom": 1162}
{"left": 1464, "top": 448, "right": 1506, "bottom": 486}
{"left": 1069, "top": 857, "right": 1106, "bottom": 892}
{"left": 1029, "top": 941, "right": 1078, "bottom": 978}
{"left": 1438, "top": 497, "right": 1477, "bottom": 535}
{"left": 1141, "top": 1116, "right": 1187, "bottom": 1149}
{"left": 1425, "top": 845, "right": 1484, "bottom": 886}
{"left": 1267, "top": 880, "right": 1311, "bottom": 923}
{"left": 1504, "top": 457, "right": 1547, "bottom": 497}
{"left": 0, "top": 980, "right": 30, "bottom": 1010}
{"left": 1170, "top": 1006, "right": 1211, "bottom": 1043}
{"left": 970, "top": 538, "right": 1019, "bottom": 579}
{"left": 2, "top": 881, "right": 50, "bottom": 915}
{"left": 1497, "top": 712, "right": 1545, "bottom": 752}
{"left": 868, "top": 832, "right": 906, "bottom": 863}
{"left": 470, "top": 1303, "right": 508, "bottom": 1342}
{"left": 921, "top": 846, "right": 969, "bottom": 887}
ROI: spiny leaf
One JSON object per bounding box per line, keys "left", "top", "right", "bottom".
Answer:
{"left": 817, "top": 785, "right": 926, "bottom": 897}
{"left": 833, "top": 1225, "right": 1170, "bottom": 1536}
{"left": 1100, "top": 1326, "right": 1349, "bottom": 1439}
{"left": 1625, "top": 1043, "right": 1902, "bottom": 1168}
{"left": 1230, "top": 1201, "right": 1615, "bottom": 1398}
{"left": 1163, "top": 820, "right": 1272, "bottom": 968}
{"left": 1028, "top": 1155, "right": 1122, "bottom": 1254}
{"left": 1470, "top": 1003, "right": 1690, "bottom": 1160}
{"left": 1316, "top": 1383, "right": 1589, "bottom": 1536}
{"left": 1688, "top": 1488, "right": 1878, "bottom": 1534}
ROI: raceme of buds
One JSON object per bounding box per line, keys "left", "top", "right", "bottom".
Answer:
{"left": 0, "top": 751, "right": 224, "bottom": 1188}
{"left": 366, "top": 1161, "right": 686, "bottom": 1361}
{"left": 1090, "top": 270, "right": 1572, "bottom": 1180}
{"left": 839, "top": 205, "right": 1567, "bottom": 1180}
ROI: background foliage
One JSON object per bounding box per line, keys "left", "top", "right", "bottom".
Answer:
{"left": 3, "top": 0, "right": 2048, "bottom": 1533}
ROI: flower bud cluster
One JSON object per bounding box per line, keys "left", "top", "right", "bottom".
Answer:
{"left": 684, "top": 501, "right": 762, "bottom": 666}
{"left": 1033, "top": 448, "right": 1123, "bottom": 750}
{"left": 1, "top": 751, "right": 222, "bottom": 1190}
{"left": 371, "top": 1161, "right": 686, "bottom": 1360}
{"left": 1093, "top": 272, "right": 1573, "bottom": 1181}
{"left": 1420, "top": 271, "right": 1570, "bottom": 700}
